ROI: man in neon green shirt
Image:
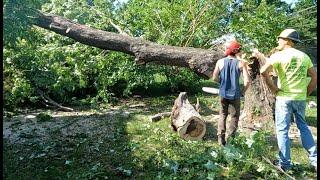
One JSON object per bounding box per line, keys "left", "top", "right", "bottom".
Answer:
{"left": 258, "top": 29, "right": 317, "bottom": 171}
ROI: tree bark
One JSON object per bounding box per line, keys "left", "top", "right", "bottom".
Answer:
{"left": 171, "top": 92, "right": 206, "bottom": 140}
{"left": 241, "top": 56, "right": 275, "bottom": 131}
{"left": 32, "top": 11, "right": 224, "bottom": 78}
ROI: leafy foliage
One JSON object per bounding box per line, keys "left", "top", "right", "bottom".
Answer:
{"left": 3, "top": 0, "right": 317, "bottom": 111}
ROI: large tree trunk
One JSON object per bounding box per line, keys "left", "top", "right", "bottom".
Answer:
{"left": 31, "top": 11, "right": 275, "bottom": 128}
{"left": 32, "top": 11, "right": 224, "bottom": 78}
{"left": 171, "top": 92, "right": 206, "bottom": 140}
{"left": 241, "top": 56, "right": 275, "bottom": 131}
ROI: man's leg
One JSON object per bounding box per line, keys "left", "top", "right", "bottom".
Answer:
{"left": 293, "top": 101, "right": 317, "bottom": 168}
{"left": 275, "top": 99, "right": 292, "bottom": 170}
{"left": 217, "top": 97, "right": 228, "bottom": 146}
{"left": 227, "top": 98, "right": 240, "bottom": 139}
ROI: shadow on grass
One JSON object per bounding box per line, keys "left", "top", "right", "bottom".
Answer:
{"left": 3, "top": 112, "right": 135, "bottom": 179}
{"left": 3, "top": 94, "right": 182, "bottom": 180}
{"left": 203, "top": 122, "right": 217, "bottom": 141}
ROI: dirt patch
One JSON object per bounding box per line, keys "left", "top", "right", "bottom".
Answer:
{"left": 3, "top": 108, "right": 133, "bottom": 145}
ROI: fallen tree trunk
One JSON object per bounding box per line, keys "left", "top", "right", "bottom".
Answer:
{"left": 171, "top": 92, "right": 206, "bottom": 140}
{"left": 32, "top": 11, "right": 224, "bottom": 78}
{"left": 29, "top": 10, "right": 276, "bottom": 129}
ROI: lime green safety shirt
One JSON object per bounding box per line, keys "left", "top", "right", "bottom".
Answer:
{"left": 268, "top": 48, "right": 314, "bottom": 100}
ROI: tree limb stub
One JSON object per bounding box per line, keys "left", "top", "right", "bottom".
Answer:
{"left": 32, "top": 11, "right": 224, "bottom": 78}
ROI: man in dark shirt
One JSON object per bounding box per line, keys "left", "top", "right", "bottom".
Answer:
{"left": 212, "top": 40, "right": 250, "bottom": 146}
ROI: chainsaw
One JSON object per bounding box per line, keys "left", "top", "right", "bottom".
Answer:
{"left": 202, "top": 87, "right": 244, "bottom": 99}
{"left": 202, "top": 87, "right": 219, "bottom": 95}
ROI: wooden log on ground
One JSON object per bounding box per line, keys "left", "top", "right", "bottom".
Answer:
{"left": 150, "top": 112, "right": 171, "bottom": 122}
{"left": 171, "top": 92, "right": 206, "bottom": 140}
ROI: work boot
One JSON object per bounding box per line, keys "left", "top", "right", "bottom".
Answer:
{"left": 272, "top": 159, "right": 291, "bottom": 172}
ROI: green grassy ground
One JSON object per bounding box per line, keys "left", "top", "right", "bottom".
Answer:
{"left": 3, "top": 94, "right": 317, "bottom": 179}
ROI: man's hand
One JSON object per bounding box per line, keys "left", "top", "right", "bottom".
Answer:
{"left": 236, "top": 52, "right": 247, "bottom": 61}
{"left": 252, "top": 49, "right": 264, "bottom": 58}
{"left": 260, "top": 61, "right": 280, "bottom": 95}
{"left": 270, "top": 86, "right": 281, "bottom": 95}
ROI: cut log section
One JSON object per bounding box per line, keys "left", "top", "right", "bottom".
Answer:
{"left": 171, "top": 92, "right": 206, "bottom": 140}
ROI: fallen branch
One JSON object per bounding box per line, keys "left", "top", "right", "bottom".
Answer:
{"left": 36, "top": 89, "right": 74, "bottom": 112}
{"left": 262, "top": 156, "right": 296, "bottom": 180}
{"left": 195, "top": 97, "right": 200, "bottom": 112}
{"left": 215, "top": 163, "right": 229, "bottom": 170}
{"left": 129, "top": 103, "right": 146, "bottom": 108}
{"left": 109, "top": 19, "right": 129, "bottom": 36}
{"left": 150, "top": 112, "right": 171, "bottom": 122}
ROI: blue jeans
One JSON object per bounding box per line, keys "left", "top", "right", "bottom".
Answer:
{"left": 275, "top": 98, "right": 317, "bottom": 169}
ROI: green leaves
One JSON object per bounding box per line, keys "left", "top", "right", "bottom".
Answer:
{"left": 222, "top": 145, "right": 243, "bottom": 162}
{"left": 117, "top": 0, "right": 228, "bottom": 48}
{"left": 204, "top": 160, "right": 216, "bottom": 170}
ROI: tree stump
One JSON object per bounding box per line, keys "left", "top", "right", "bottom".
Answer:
{"left": 171, "top": 92, "right": 206, "bottom": 140}
{"left": 241, "top": 56, "right": 276, "bottom": 132}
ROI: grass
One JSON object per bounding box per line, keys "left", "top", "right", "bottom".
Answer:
{"left": 3, "top": 93, "right": 317, "bottom": 179}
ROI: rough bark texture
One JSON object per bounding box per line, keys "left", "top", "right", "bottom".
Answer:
{"left": 241, "top": 56, "right": 275, "bottom": 130}
{"left": 170, "top": 92, "right": 206, "bottom": 140}
{"left": 33, "top": 11, "right": 224, "bottom": 78}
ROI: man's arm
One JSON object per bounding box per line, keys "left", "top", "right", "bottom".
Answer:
{"left": 307, "top": 67, "right": 317, "bottom": 96}
{"left": 212, "top": 60, "right": 220, "bottom": 82}
{"left": 260, "top": 62, "right": 280, "bottom": 94}
{"left": 240, "top": 61, "right": 251, "bottom": 92}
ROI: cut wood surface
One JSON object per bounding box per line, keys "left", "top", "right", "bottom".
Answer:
{"left": 171, "top": 92, "right": 206, "bottom": 140}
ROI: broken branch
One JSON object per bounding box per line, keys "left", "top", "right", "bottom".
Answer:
{"left": 150, "top": 112, "right": 171, "bottom": 122}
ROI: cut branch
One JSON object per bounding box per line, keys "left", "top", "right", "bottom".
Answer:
{"left": 150, "top": 112, "right": 171, "bottom": 122}
{"left": 36, "top": 89, "right": 74, "bottom": 112}
{"left": 262, "top": 156, "right": 296, "bottom": 180}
